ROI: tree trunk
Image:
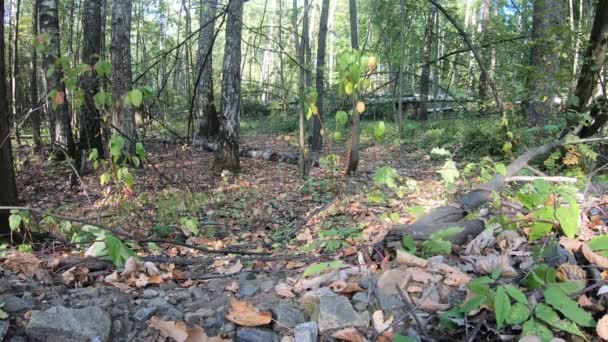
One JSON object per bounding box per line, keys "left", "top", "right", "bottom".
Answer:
{"left": 0, "top": 0, "right": 19, "bottom": 234}
{"left": 12, "top": 0, "right": 22, "bottom": 147}
{"left": 214, "top": 0, "right": 244, "bottom": 173}
{"left": 196, "top": 0, "right": 219, "bottom": 138}
{"left": 523, "top": 0, "right": 564, "bottom": 126}
{"left": 260, "top": 0, "right": 277, "bottom": 103}
{"left": 30, "top": 0, "right": 42, "bottom": 150}
{"left": 311, "top": 0, "right": 329, "bottom": 152}
{"left": 478, "top": 0, "right": 490, "bottom": 101}
{"left": 572, "top": 0, "right": 608, "bottom": 137}
{"left": 40, "top": 0, "right": 76, "bottom": 159}
{"left": 294, "top": 0, "right": 308, "bottom": 178}
{"left": 346, "top": 0, "right": 360, "bottom": 174}
{"left": 111, "top": 0, "right": 136, "bottom": 154}
{"left": 396, "top": 0, "right": 405, "bottom": 129}
{"left": 79, "top": 0, "right": 104, "bottom": 157}
{"left": 416, "top": 5, "right": 435, "bottom": 121}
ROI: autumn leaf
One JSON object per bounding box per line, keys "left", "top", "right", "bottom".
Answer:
{"left": 147, "top": 316, "right": 224, "bottom": 342}
{"left": 53, "top": 91, "right": 66, "bottom": 106}
{"left": 329, "top": 280, "right": 364, "bottom": 294}
{"left": 274, "top": 283, "right": 295, "bottom": 298}
{"left": 225, "top": 299, "right": 272, "bottom": 327}
{"left": 332, "top": 327, "right": 367, "bottom": 342}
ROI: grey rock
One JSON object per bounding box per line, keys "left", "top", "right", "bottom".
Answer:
{"left": 206, "top": 278, "right": 232, "bottom": 293}
{"left": 298, "top": 287, "right": 335, "bottom": 305}
{"left": 0, "top": 320, "right": 9, "bottom": 341}
{"left": 238, "top": 283, "right": 259, "bottom": 297}
{"left": 318, "top": 295, "right": 370, "bottom": 333}
{"left": 0, "top": 294, "right": 31, "bottom": 313}
{"left": 258, "top": 278, "right": 275, "bottom": 293}
{"left": 294, "top": 322, "right": 318, "bottom": 342}
{"left": 239, "top": 272, "right": 257, "bottom": 281}
{"left": 185, "top": 308, "right": 215, "bottom": 325}
{"left": 354, "top": 301, "right": 368, "bottom": 312}
{"left": 142, "top": 289, "right": 159, "bottom": 299}
{"left": 271, "top": 304, "right": 308, "bottom": 332}
{"left": 0, "top": 279, "right": 10, "bottom": 294}
{"left": 188, "top": 286, "right": 210, "bottom": 301}
{"left": 377, "top": 294, "right": 402, "bottom": 311}
{"left": 26, "top": 306, "right": 111, "bottom": 342}
{"left": 236, "top": 328, "right": 280, "bottom": 342}
{"left": 9, "top": 337, "right": 27, "bottom": 342}
{"left": 544, "top": 244, "right": 576, "bottom": 267}
{"left": 220, "top": 322, "right": 237, "bottom": 336}
{"left": 352, "top": 292, "right": 369, "bottom": 304}
{"left": 158, "top": 282, "right": 178, "bottom": 291}
{"left": 133, "top": 306, "right": 157, "bottom": 322}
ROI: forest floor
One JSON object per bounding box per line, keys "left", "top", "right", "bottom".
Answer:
{"left": 1, "top": 130, "right": 606, "bottom": 341}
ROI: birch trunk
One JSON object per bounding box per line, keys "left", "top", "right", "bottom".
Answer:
{"left": 196, "top": 0, "right": 219, "bottom": 137}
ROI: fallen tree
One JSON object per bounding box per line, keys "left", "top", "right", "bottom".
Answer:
{"left": 384, "top": 132, "right": 608, "bottom": 245}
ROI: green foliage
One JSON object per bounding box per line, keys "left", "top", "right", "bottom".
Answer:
{"left": 437, "top": 159, "right": 460, "bottom": 187}
{"left": 421, "top": 227, "right": 463, "bottom": 256}
{"left": 302, "top": 260, "right": 344, "bottom": 277}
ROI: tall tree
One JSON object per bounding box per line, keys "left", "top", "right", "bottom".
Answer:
{"left": 0, "top": 0, "right": 19, "bottom": 233}
{"left": 346, "top": 0, "right": 360, "bottom": 174}
{"left": 12, "top": 0, "right": 22, "bottom": 144}
{"left": 30, "top": 0, "right": 42, "bottom": 150}
{"left": 214, "top": 0, "right": 244, "bottom": 172}
{"left": 111, "top": 0, "right": 136, "bottom": 154}
{"left": 196, "top": 0, "right": 219, "bottom": 138}
{"left": 311, "top": 0, "right": 330, "bottom": 152}
{"left": 79, "top": 0, "right": 104, "bottom": 157}
{"left": 40, "top": 0, "right": 76, "bottom": 158}
{"left": 416, "top": 4, "right": 436, "bottom": 121}
{"left": 573, "top": 0, "right": 608, "bottom": 137}
{"left": 294, "top": 0, "right": 309, "bottom": 177}
{"left": 522, "top": 0, "right": 564, "bottom": 126}
{"left": 478, "top": 0, "right": 490, "bottom": 101}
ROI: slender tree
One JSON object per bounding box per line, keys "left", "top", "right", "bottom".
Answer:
{"left": 214, "top": 0, "right": 244, "bottom": 172}
{"left": 196, "top": 0, "right": 219, "bottom": 137}
{"left": 311, "top": 0, "right": 330, "bottom": 152}
{"left": 294, "top": 0, "right": 309, "bottom": 177}
{"left": 478, "top": 0, "right": 490, "bottom": 101}
{"left": 523, "top": 0, "right": 564, "bottom": 126}
{"left": 79, "top": 0, "right": 104, "bottom": 157}
{"left": 30, "top": 0, "right": 42, "bottom": 150}
{"left": 346, "top": 0, "right": 360, "bottom": 174}
{"left": 0, "top": 0, "right": 19, "bottom": 233}
{"left": 111, "top": 0, "right": 136, "bottom": 154}
{"left": 416, "top": 4, "right": 435, "bottom": 121}
{"left": 40, "top": 0, "right": 76, "bottom": 158}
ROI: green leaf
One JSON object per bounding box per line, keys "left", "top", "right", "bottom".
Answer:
{"left": 94, "top": 60, "right": 112, "bottom": 77}
{"left": 8, "top": 214, "right": 22, "bottom": 231}
{"left": 534, "top": 303, "right": 585, "bottom": 336}
{"left": 544, "top": 286, "right": 595, "bottom": 327}
{"left": 555, "top": 196, "right": 579, "bottom": 238}
{"left": 302, "top": 260, "right": 344, "bottom": 277}
{"left": 105, "top": 234, "right": 134, "bottom": 267}
{"left": 128, "top": 89, "right": 144, "bottom": 108}
{"left": 135, "top": 142, "right": 145, "bottom": 162}
{"left": 100, "top": 172, "right": 111, "bottom": 185}
{"left": 437, "top": 159, "right": 460, "bottom": 186}
{"left": 373, "top": 166, "right": 400, "bottom": 188}
{"left": 494, "top": 286, "right": 511, "bottom": 329}
{"left": 402, "top": 234, "right": 416, "bottom": 252}
{"left": 180, "top": 217, "right": 199, "bottom": 235}
{"left": 374, "top": 121, "right": 386, "bottom": 140}
{"left": 460, "top": 295, "right": 486, "bottom": 314}
{"left": 552, "top": 280, "right": 585, "bottom": 295}
{"left": 506, "top": 302, "right": 530, "bottom": 325}
{"left": 335, "top": 111, "right": 348, "bottom": 125}
{"left": 406, "top": 206, "right": 426, "bottom": 219}
{"left": 589, "top": 234, "right": 608, "bottom": 251}
{"left": 109, "top": 135, "right": 125, "bottom": 162}
{"left": 392, "top": 334, "right": 416, "bottom": 342}
{"left": 522, "top": 319, "right": 553, "bottom": 342}
{"left": 494, "top": 163, "right": 507, "bottom": 175}
{"left": 503, "top": 284, "right": 528, "bottom": 304}
{"left": 429, "top": 227, "right": 464, "bottom": 240}
{"left": 0, "top": 306, "right": 8, "bottom": 320}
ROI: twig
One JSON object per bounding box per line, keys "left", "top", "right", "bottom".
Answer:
{"left": 396, "top": 285, "right": 431, "bottom": 341}
{"left": 465, "top": 311, "right": 486, "bottom": 342}
{"left": 506, "top": 176, "right": 578, "bottom": 183}
{"left": 0, "top": 206, "right": 269, "bottom": 256}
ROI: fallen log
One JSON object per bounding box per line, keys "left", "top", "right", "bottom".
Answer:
{"left": 385, "top": 131, "right": 606, "bottom": 245}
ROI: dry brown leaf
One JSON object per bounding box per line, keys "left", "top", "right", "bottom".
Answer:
{"left": 406, "top": 267, "right": 438, "bottom": 284}
{"left": 582, "top": 243, "right": 608, "bottom": 268}
{"left": 556, "top": 264, "right": 586, "bottom": 282}
{"left": 293, "top": 270, "right": 339, "bottom": 293}
{"left": 372, "top": 310, "right": 393, "bottom": 333}
{"left": 217, "top": 259, "right": 243, "bottom": 275}
{"left": 225, "top": 299, "right": 272, "bottom": 327}
{"left": 144, "top": 262, "right": 161, "bottom": 276}
{"left": 496, "top": 230, "right": 525, "bottom": 252}
{"left": 61, "top": 267, "right": 89, "bottom": 287}
{"left": 330, "top": 280, "right": 364, "bottom": 294}
{"left": 597, "top": 315, "right": 608, "bottom": 340}
{"left": 147, "top": 316, "right": 223, "bottom": 342}
{"left": 122, "top": 257, "right": 142, "bottom": 276}
{"left": 274, "top": 283, "right": 295, "bottom": 298}
{"left": 331, "top": 328, "right": 367, "bottom": 342}
{"left": 471, "top": 254, "right": 517, "bottom": 277}
{"left": 225, "top": 282, "right": 239, "bottom": 293}
{"left": 412, "top": 296, "right": 451, "bottom": 312}
{"left": 578, "top": 294, "right": 605, "bottom": 312}
{"left": 286, "top": 261, "right": 305, "bottom": 270}
{"left": 442, "top": 265, "right": 471, "bottom": 287}
{"left": 559, "top": 237, "right": 582, "bottom": 253}
{"left": 395, "top": 249, "right": 428, "bottom": 268}
{"left": 4, "top": 251, "right": 42, "bottom": 274}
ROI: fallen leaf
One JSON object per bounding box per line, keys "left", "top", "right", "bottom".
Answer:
{"left": 442, "top": 265, "right": 471, "bottom": 287}
{"left": 217, "top": 259, "right": 243, "bottom": 275}
{"left": 144, "top": 262, "right": 161, "bottom": 276}
{"left": 377, "top": 270, "right": 410, "bottom": 296}
{"left": 559, "top": 237, "right": 582, "bottom": 253}
{"left": 225, "top": 282, "right": 239, "bottom": 293}
{"left": 582, "top": 244, "right": 608, "bottom": 268}
{"left": 556, "top": 264, "right": 586, "bottom": 282}
{"left": 122, "top": 257, "right": 142, "bottom": 277}
{"left": 395, "top": 249, "right": 428, "bottom": 268}
{"left": 147, "top": 316, "right": 223, "bottom": 342}
{"left": 332, "top": 327, "right": 367, "bottom": 342}
{"left": 225, "top": 299, "right": 272, "bottom": 327}
{"left": 4, "top": 251, "right": 42, "bottom": 274}
{"left": 470, "top": 254, "right": 517, "bottom": 277}
{"left": 412, "top": 296, "right": 451, "bottom": 312}
{"left": 372, "top": 310, "right": 393, "bottom": 333}
{"left": 61, "top": 267, "right": 89, "bottom": 287}
{"left": 465, "top": 228, "right": 496, "bottom": 255}
{"left": 274, "top": 283, "right": 295, "bottom": 298}
{"left": 286, "top": 261, "right": 305, "bottom": 270}
{"left": 598, "top": 315, "right": 608, "bottom": 340}
{"left": 496, "top": 230, "right": 525, "bottom": 252}
{"left": 330, "top": 280, "right": 364, "bottom": 294}
{"left": 578, "top": 294, "right": 604, "bottom": 312}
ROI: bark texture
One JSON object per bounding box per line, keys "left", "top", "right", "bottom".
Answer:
{"left": 311, "top": 0, "right": 330, "bottom": 152}
{"left": 40, "top": 0, "right": 76, "bottom": 158}
{"left": 214, "top": 0, "right": 244, "bottom": 172}
{"left": 111, "top": 0, "right": 136, "bottom": 154}
{"left": 346, "top": 0, "right": 360, "bottom": 174}
{"left": 416, "top": 5, "right": 435, "bottom": 121}
{"left": 196, "top": 0, "right": 219, "bottom": 137}
{"left": 523, "top": 0, "right": 564, "bottom": 126}
{"left": 79, "top": 0, "right": 104, "bottom": 157}
{"left": 0, "top": 0, "right": 19, "bottom": 233}
{"left": 30, "top": 0, "right": 42, "bottom": 150}
{"left": 478, "top": 0, "right": 490, "bottom": 101}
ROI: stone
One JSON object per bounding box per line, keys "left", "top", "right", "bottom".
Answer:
{"left": 26, "top": 306, "right": 111, "bottom": 342}
{"left": 236, "top": 328, "right": 280, "bottom": 342}
{"left": 352, "top": 292, "right": 369, "bottom": 304}
{"left": 0, "top": 294, "right": 31, "bottom": 313}
{"left": 259, "top": 279, "right": 275, "bottom": 293}
{"left": 318, "top": 295, "right": 370, "bottom": 333}
{"left": 188, "top": 286, "right": 211, "bottom": 301}
{"left": 8, "top": 337, "right": 26, "bottom": 342}
{"left": 298, "top": 287, "right": 335, "bottom": 305}
{"left": 294, "top": 322, "right": 318, "bottom": 342}
{"left": 544, "top": 244, "right": 576, "bottom": 267}
{"left": 271, "top": 304, "right": 308, "bottom": 332}
{"left": 159, "top": 282, "right": 178, "bottom": 291}
{"left": 142, "top": 289, "right": 159, "bottom": 298}
{"left": 238, "top": 282, "right": 259, "bottom": 298}
{"left": 0, "top": 320, "right": 9, "bottom": 341}
{"left": 133, "top": 306, "right": 157, "bottom": 322}
{"left": 239, "top": 272, "right": 257, "bottom": 281}
{"left": 185, "top": 308, "right": 215, "bottom": 325}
